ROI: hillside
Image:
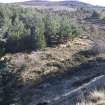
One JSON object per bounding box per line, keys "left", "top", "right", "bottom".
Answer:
{"left": 19, "top": 0, "right": 105, "bottom": 10}
{"left": 20, "top": 0, "right": 92, "bottom": 8}
{"left": 2, "top": 37, "right": 105, "bottom": 105}
{"left": 1, "top": 1, "right": 105, "bottom": 105}
{"left": 2, "top": 37, "right": 95, "bottom": 104}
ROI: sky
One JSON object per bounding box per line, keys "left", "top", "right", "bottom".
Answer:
{"left": 0, "top": 0, "right": 105, "bottom": 6}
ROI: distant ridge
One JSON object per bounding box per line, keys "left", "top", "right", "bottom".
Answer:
{"left": 16, "top": 0, "right": 105, "bottom": 10}
{"left": 19, "top": 0, "right": 94, "bottom": 8}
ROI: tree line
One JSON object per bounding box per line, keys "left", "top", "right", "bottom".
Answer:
{"left": 0, "top": 4, "right": 80, "bottom": 53}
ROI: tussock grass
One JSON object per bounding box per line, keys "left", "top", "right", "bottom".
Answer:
{"left": 76, "top": 89, "right": 105, "bottom": 105}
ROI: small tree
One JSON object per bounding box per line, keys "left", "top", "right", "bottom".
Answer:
{"left": 44, "top": 14, "right": 61, "bottom": 46}
{"left": 34, "top": 15, "right": 46, "bottom": 49}
{"left": 91, "top": 10, "right": 100, "bottom": 18}
{"left": 59, "top": 17, "right": 79, "bottom": 43}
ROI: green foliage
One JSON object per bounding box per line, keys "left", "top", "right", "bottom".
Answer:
{"left": 44, "top": 15, "right": 79, "bottom": 46}
{"left": 45, "top": 14, "right": 61, "bottom": 37}
{"left": 59, "top": 17, "right": 72, "bottom": 38}
{"left": 44, "top": 14, "right": 61, "bottom": 46}
{"left": 0, "top": 4, "right": 80, "bottom": 52}
{"left": 0, "top": 59, "right": 20, "bottom": 105}
{"left": 91, "top": 10, "right": 100, "bottom": 18}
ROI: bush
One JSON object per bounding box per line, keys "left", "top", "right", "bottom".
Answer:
{"left": 91, "top": 10, "right": 100, "bottom": 18}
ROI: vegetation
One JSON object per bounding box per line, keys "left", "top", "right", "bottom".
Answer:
{"left": 0, "top": 4, "right": 80, "bottom": 54}
{"left": 76, "top": 89, "right": 105, "bottom": 105}
{"left": 91, "top": 10, "right": 100, "bottom": 18}
{"left": 0, "top": 4, "right": 82, "bottom": 105}
{"left": 0, "top": 58, "right": 19, "bottom": 105}
{"left": 0, "top": 2, "right": 105, "bottom": 105}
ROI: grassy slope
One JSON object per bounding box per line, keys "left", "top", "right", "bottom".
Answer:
{"left": 5, "top": 37, "right": 105, "bottom": 105}
{"left": 5, "top": 38, "right": 93, "bottom": 85}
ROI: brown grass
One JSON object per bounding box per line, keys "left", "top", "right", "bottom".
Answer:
{"left": 76, "top": 89, "right": 105, "bottom": 105}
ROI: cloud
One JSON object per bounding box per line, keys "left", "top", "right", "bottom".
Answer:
{"left": 79, "top": 0, "right": 105, "bottom": 6}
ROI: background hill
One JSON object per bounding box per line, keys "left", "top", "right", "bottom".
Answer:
{"left": 19, "top": 0, "right": 105, "bottom": 9}
{"left": 20, "top": 0, "right": 92, "bottom": 8}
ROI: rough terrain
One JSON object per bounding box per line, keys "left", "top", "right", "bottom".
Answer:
{"left": 3, "top": 37, "right": 105, "bottom": 105}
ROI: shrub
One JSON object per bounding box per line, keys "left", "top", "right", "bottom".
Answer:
{"left": 91, "top": 10, "right": 100, "bottom": 18}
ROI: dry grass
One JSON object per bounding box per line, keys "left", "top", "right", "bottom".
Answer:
{"left": 4, "top": 38, "right": 93, "bottom": 84}
{"left": 76, "top": 89, "right": 105, "bottom": 105}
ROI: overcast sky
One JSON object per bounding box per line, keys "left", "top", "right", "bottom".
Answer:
{"left": 0, "top": 0, "right": 105, "bottom": 6}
